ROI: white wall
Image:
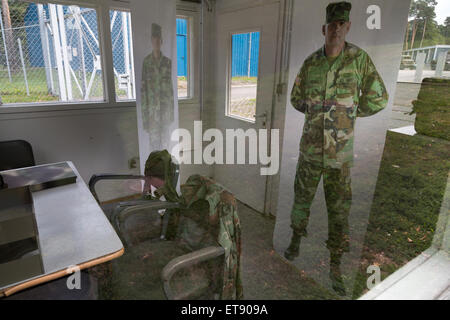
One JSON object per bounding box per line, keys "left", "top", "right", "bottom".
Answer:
{"left": 0, "top": 107, "right": 140, "bottom": 199}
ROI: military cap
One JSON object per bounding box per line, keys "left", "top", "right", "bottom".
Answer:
{"left": 151, "top": 23, "right": 162, "bottom": 39}
{"left": 144, "top": 150, "right": 165, "bottom": 179}
{"left": 326, "top": 1, "right": 352, "bottom": 23}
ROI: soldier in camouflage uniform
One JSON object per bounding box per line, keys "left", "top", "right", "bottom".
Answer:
{"left": 141, "top": 23, "right": 175, "bottom": 150}
{"left": 285, "top": 2, "right": 388, "bottom": 294}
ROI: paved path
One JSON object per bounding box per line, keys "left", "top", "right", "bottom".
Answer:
{"left": 397, "top": 70, "right": 450, "bottom": 83}
{"left": 230, "top": 84, "right": 257, "bottom": 101}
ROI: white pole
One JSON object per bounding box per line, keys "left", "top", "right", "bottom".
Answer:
{"left": 85, "top": 64, "right": 97, "bottom": 99}
{"left": 44, "top": 21, "right": 55, "bottom": 94}
{"left": 414, "top": 52, "right": 426, "bottom": 83}
{"left": 80, "top": 14, "right": 99, "bottom": 47}
{"left": 127, "top": 11, "right": 135, "bottom": 98}
{"left": 247, "top": 32, "right": 252, "bottom": 77}
{"left": 0, "top": 7, "right": 12, "bottom": 82}
{"left": 72, "top": 6, "right": 87, "bottom": 97}
{"left": 49, "top": 4, "right": 67, "bottom": 101}
{"left": 110, "top": 11, "right": 117, "bottom": 32}
{"left": 57, "top": 4, "right": 72, "bottom": 100}
{"left": 37, "top": 4, "right": 53, "bottom": 94}
{"left": 17, "top": 38, "right": 29, "bottom": 96}
{"left": 122, "top": 11, "right": 132, "bottom": 99}
{"left": 435, "top": 52, "right": 446, "bottom": 77}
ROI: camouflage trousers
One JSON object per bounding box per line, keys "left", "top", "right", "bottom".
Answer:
{"left": 290, "top": 156, "right": 352, "bottom": 254}
{"left": 144, "top": 107, "right": 173, "bottom": 151}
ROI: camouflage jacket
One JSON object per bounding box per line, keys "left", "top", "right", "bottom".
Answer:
{"left": 141, "top": 52, "right": 174, "bottom": 130}
{"left": 180, "top": 175, "right": 243, "bottom": 300}
{"left": 291, "top": 42, "right": 389, "bottom": 168}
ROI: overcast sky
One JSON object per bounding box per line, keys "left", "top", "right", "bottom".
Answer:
{"left": 435, "top": 0, "right": 450, "bottom": 25}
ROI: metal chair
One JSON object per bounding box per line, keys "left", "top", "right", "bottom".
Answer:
{"left": 104, "top": 199, "right": 225, "bottom": 300}
{"left": 89, "top": 152, "right": 226, "bottom": 300}
{"left": 88, "top": 152, "right": 180, "bottom": 244}
{"left": 88, "top": 158, "right": 179, "bottom": 225}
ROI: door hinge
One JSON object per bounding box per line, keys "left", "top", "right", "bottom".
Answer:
{"left": 276, "top": 83, "right": 285, "bottom": 96}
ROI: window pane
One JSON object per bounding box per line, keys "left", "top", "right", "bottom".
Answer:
{"left": 110, "top": 9, "right": 135, "bottom": 101}
{"left": 177, "top": 17, "right": 188, "bottom": 99}
{"left": 0, "top": 1, "right": 104, "bottom": 104}
{"left": 228, "top": 31, "right": 260, "bottom": 121}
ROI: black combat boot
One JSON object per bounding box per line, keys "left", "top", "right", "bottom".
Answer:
{"left": 284, "top": 231, "right": 302, "bottom": 261}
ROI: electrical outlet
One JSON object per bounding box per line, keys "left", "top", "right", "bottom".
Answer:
{"left": 128, "top": 156, "right": 139, "bottom": 169}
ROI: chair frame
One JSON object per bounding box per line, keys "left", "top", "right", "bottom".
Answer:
{"left": 89, "top": 167, "right": 225, "bottom": 300}
{"left": 110, "top": 201, "right": 225, "bottom": 300}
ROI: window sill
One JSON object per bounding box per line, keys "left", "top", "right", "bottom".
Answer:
{"left": 178, "top": 97, "right": 199, "bottom": 105}
{"left": 225, "top": 113, "right": 256, "bottom": 124}
{"left": 0, "top": 100, "right": 136, "bottom": 115}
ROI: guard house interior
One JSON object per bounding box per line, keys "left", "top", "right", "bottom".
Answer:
{"left": 0, "top": 0, "right": 449, "bottom": 300}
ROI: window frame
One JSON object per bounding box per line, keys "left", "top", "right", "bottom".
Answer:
{"left": 225, "top": 28, "right": 262, "bottom": 123}
{"left": 176, "top": 8, "right": 200, "bottom": 105}
{"left": 109, "top": 7, "right": 135, "bottom": 102}
{"left": 0, "top": 0, "right": 126, "bottom": 113}
{"left": 176, "top": 15, "right": 191, "bottom": 100}
{"left": 0, "top": 0, "right": 201, "bottom": 115}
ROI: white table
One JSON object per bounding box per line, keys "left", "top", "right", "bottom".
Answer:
{"left": 0, "top": 161, "right": 124, "bottom": 297}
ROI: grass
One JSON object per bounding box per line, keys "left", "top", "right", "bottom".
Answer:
{"left": 229, "top": 98, "right": 256, "bottom": 120}
{"left": 351, "top": 131, "right": 449, "bottom": 298}
{"left": 0, "top": 68, "right": 255, "bottom": 105}
{"left": 410, "top": 78, "right": 450, "bottom": 141}
{"left": 0, "top": 67, "right": 106, "bottom": 104}
{"left": 231, "top": 76, "right": 258, "bottom": 85}
{"left": 0, "top": 69, "right": 59, "bottom": 104}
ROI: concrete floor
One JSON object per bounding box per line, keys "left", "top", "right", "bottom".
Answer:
{"left": 238, "top": 201, "right": 340, "bottom": 300}
{"left": 389, "top": 82, "right": 420, "bottom": 129}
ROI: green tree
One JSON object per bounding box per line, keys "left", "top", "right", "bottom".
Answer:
{"left": 8, "top": 0, "right": 28, "bottom": 28}
{"left": 1, "top": 0, "right": 29, "bottom": 72}
{"left": 405, "top": 0, "right": 444, "bottom": 49}
{"left": 439, "top": 17, "right": 450, "bottom": 43}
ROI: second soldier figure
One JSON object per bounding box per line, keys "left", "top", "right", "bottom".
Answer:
{"left": 141, "top": 23, "right": 175, "bottom": 150}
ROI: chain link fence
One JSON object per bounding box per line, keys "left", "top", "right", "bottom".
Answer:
{"left": 0, "top": 1, "right": 135, "bottom": 105}
{"left": 110, "top": 9, "right": 135, "bottom": 100}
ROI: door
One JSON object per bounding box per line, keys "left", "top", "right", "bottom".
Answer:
{"left": 214, "top": 2, "right": 280, "bottom": 213}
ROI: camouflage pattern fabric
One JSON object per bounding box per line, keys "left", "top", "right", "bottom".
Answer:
{"left": 291, "top": 42, "right": 389, "bottom": 169}
{"left": 180, "top": 175, "right": 243, "bottom": 300}
{"left": 141, "top": 52, "right": 174, "bottom": 149}
{"left": 326, "top": 1, "right": 352, "bottom": 23}
{"left": 143, "top": 149, "right": 179, "bottom": 202}
{"left": 291, "top": 157, "right": 351, "bottom": 253}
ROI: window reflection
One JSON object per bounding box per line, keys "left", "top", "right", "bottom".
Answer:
{"left": 274, "top": 0, "right": 449, "bottom": 300}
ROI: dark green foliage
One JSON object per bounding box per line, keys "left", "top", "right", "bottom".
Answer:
{"left": 411, "top": 78, "right": 450, "bottom": 141}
